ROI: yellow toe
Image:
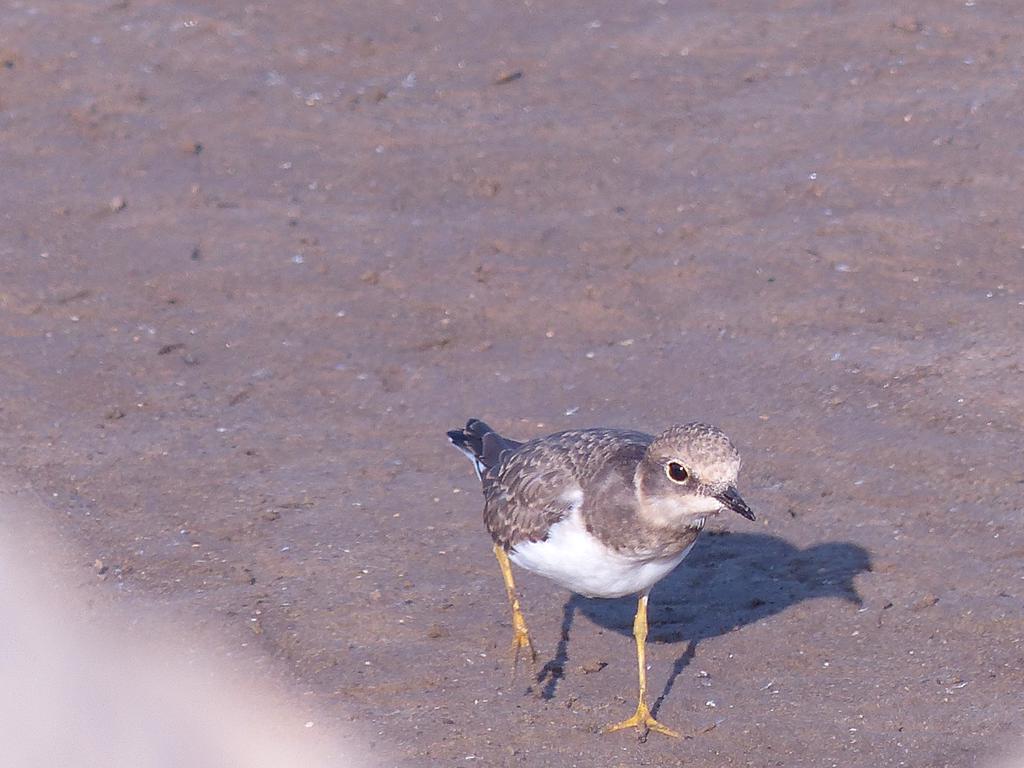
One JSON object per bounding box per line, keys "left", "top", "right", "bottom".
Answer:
{"left": 510, "top": 625, "right": 537, "bottom": 673}
{"left": 605, "top": 704, "right": 680, "bottom": 739}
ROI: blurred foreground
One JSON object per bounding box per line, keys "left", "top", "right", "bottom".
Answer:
{"left": 0, "top": 489, "right": 371, "bottom": 768}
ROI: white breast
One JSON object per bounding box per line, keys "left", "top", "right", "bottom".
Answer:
{"left": 509, "top": 510, "right": 695, "bottom": 599}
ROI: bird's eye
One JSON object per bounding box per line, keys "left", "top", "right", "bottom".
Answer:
{"left": 666, "top": 462, "right": 689, "bottom": 483}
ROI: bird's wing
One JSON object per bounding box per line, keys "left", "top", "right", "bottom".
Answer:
{"left": 482, "top": 429, "right": 651, "bottom": 549}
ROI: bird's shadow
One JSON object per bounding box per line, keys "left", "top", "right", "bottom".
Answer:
{"left": 533, "top": 531, "right": 871, "bottom": 710}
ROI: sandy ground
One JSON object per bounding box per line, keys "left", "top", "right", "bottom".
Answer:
{"left": 2, "top": 1, "right": 1023, "bottom": 766}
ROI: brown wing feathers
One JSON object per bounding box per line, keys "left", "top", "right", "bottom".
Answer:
{"left": 447, "top": 420, "right": 570, "bottom": 549}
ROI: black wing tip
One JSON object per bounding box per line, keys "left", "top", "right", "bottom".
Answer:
{"left": 464, "top": 418, "right": 492, "bottom": 434}
{"left": 447, "top": 419, "right": 492, "bottom": 439}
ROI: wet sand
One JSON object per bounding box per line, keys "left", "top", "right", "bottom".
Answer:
{"left": 2, "top": 1, "right": 1023, "bottom": 765}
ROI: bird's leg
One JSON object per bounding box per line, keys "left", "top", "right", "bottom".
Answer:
{"left": 493, "top": 544, "right": 537, "bottom": 672}
{"left": 605, "top": 593, "right": 680, "bottom": 738}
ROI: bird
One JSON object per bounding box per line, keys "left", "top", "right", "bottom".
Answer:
{"left": 446, "top": 418, "right": 755, "bottom": 738}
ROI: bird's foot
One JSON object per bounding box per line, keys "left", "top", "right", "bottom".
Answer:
{"left": 605, "top": 702, "right": 679, "bottom": 739}
{"left": 509, "top": 614, "right": 537, "bottom": 674}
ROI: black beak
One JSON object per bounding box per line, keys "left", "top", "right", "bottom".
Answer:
{"left": 716, "top": 486, "right": 756, "bottom": 521}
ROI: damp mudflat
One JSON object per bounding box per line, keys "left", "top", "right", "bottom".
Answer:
{"left": 1, "top": 1, "right": 1023, "bottom": 765}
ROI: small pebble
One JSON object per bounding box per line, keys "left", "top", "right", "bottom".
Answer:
{"left": 494, "top": 70, "right": 523, "bottom": 85}
{"left": 912, "top": 594, "right": 939, "bottom": 611}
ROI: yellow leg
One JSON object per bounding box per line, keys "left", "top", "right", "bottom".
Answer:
{"left": 605, "top": 593, "right": 680, "bottom": 738}
{"left": 493, "top": 544, "right": 537, "bottom": 671}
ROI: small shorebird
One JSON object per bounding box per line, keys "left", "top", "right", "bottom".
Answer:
{"left": 447, "top": 418, "right": 755, "bottom": 738}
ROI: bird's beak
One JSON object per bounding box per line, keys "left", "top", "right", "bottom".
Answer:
{"left": 716, "top": 486, "right": 755, "bottom": 521}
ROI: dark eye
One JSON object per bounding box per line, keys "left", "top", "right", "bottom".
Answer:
{"left": 666, "top": 462, "right": 689, "bottom": 483}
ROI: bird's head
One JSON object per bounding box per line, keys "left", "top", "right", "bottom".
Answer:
{"left": 634, "top": 423, "right": 755, "bottom": 529}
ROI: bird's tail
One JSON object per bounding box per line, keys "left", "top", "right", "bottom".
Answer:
{"left": 446, "top": 419, "right": 520, "bottom": 480}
